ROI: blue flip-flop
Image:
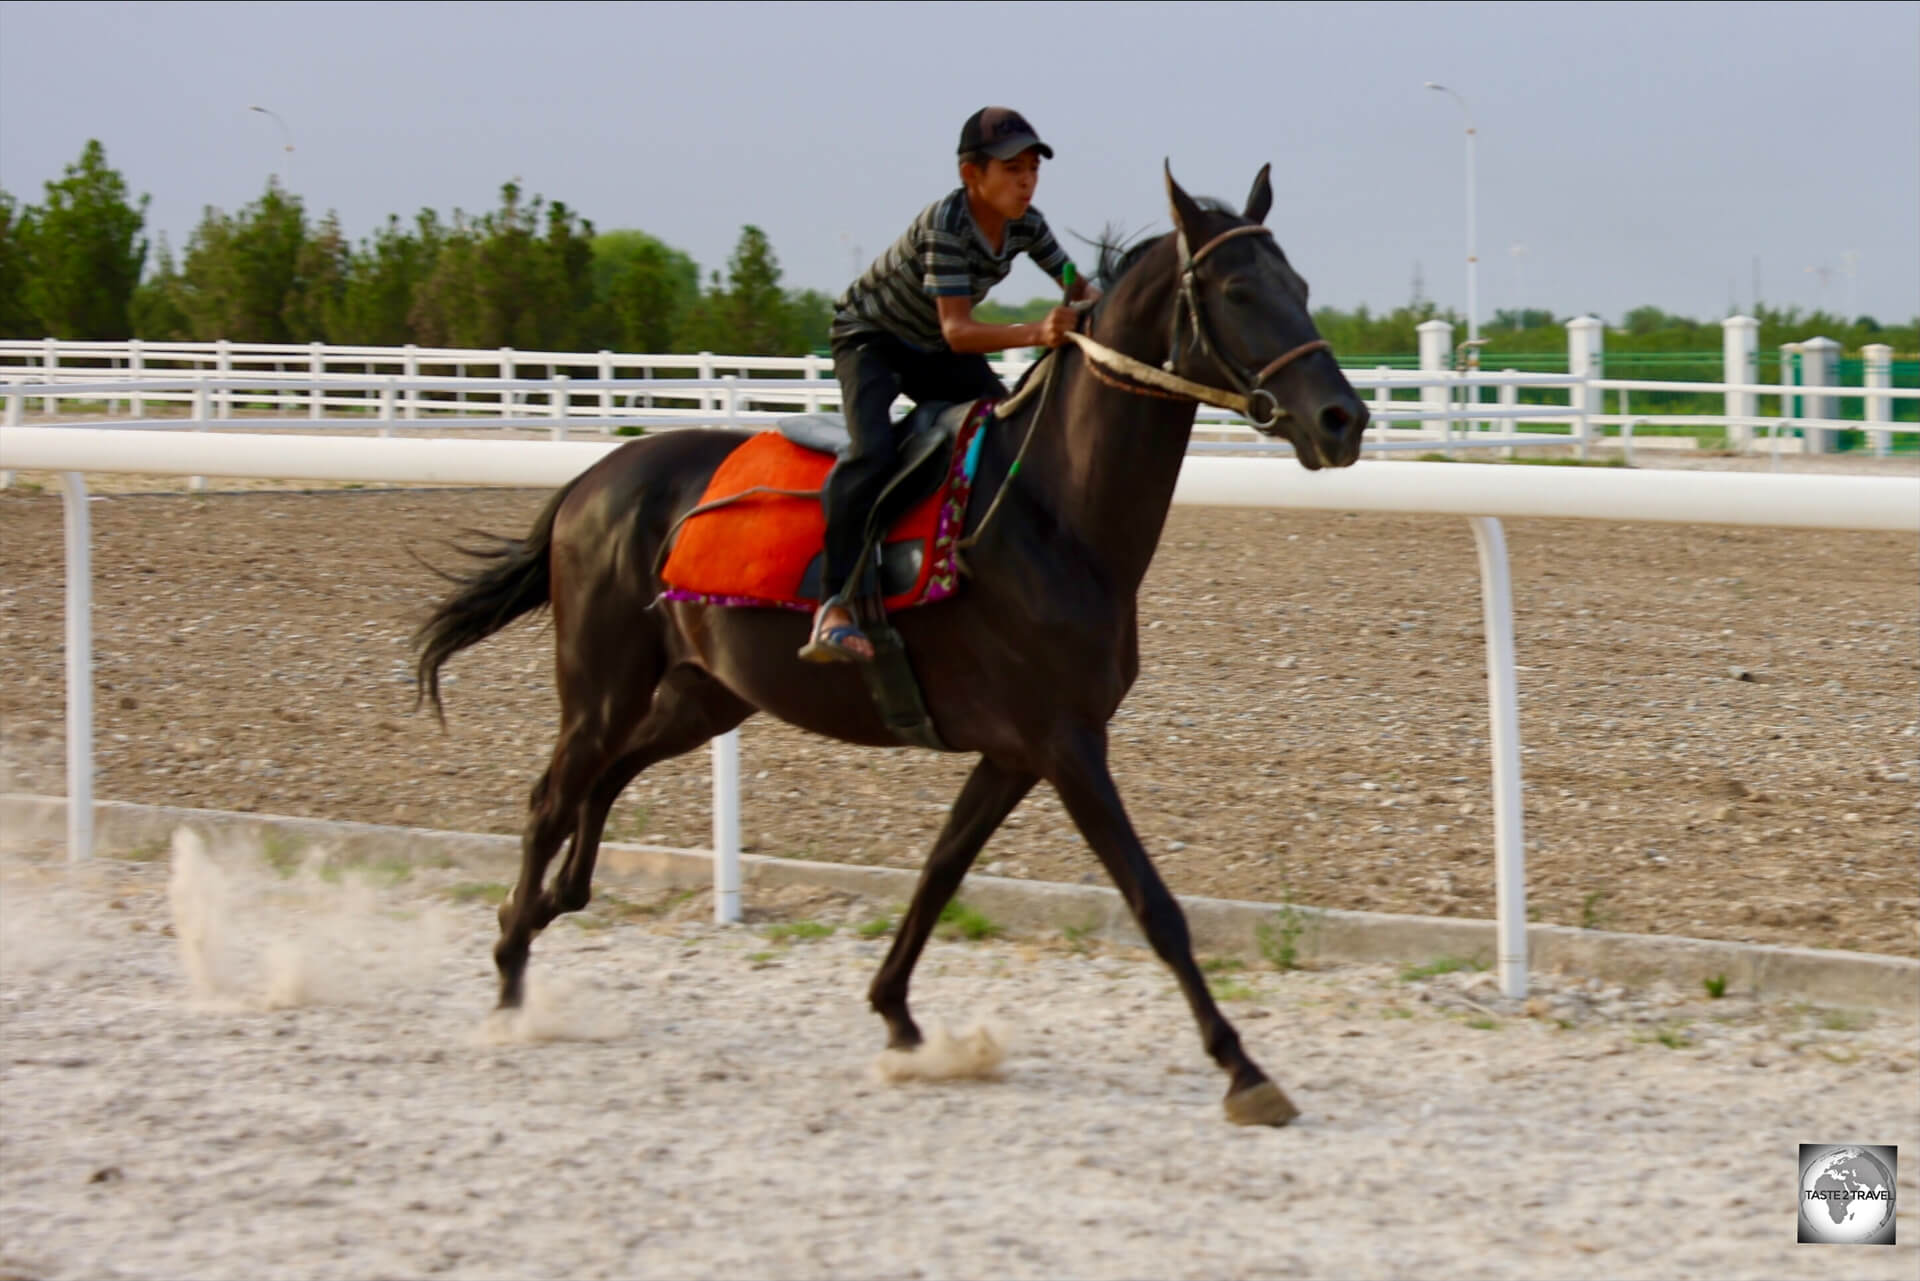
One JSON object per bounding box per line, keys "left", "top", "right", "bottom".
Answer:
{"left": 798, "top": 607, "right": 874, "bottom": 664}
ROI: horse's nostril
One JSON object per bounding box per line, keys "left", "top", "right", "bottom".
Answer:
{"left": 1318, "top": 403, "right": 1353, "bottom": 437}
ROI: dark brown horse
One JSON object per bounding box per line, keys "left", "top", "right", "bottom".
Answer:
{"left": 414, "top": 164, "right": 1369, "bottom": 1126}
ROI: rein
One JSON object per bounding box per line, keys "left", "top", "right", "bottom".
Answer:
{"left": 1062, "top": 330, "right": 1327, "bottom": 420}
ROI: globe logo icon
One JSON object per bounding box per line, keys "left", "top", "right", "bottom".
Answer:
{"left": 1799, "top": 1145, "right": 1896, "bottom": 1245}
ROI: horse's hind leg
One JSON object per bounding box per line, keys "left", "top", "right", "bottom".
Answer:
{"left": 495, "top": 724, "right": 617, "bottom": 1009}
{"left": 868, "top": 756, "right": 1036, "bottom": 1049}
{"left": 533, "top": 667, "right": 752, "bottom": 930}
{"left": 494, "top": 644, "right": 669, "bottom": 1008}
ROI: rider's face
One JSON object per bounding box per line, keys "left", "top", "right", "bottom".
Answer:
{"left": 964, "top": 150, "right": 1041, "bottom": 220}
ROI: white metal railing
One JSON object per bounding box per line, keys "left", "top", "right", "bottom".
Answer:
{"left": 3, "top": 425, "right": 1915, "bottom": 1000}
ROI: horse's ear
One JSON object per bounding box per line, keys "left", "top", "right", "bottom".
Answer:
{"left": 1164, "top": 160, "right": 1206, "bottom": 251}
{"left": 1244, "top": 163, "right": 1273, "bottom": 224}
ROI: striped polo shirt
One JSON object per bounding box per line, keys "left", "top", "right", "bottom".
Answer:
{"left": 831, "top": 188, "right": 1072, "bottom": 351}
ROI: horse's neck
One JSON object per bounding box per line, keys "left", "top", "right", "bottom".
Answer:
{"left": 1035, "top": 276, "right": 1197, "bottom": 593}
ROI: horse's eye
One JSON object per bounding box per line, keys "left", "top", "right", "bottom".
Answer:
{"left": 1224, "top": 283, "right": 1257, "bottom": 306}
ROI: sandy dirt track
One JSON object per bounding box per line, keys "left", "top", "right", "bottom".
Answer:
{"left": 1, "top": 460, "right": 1915, "bottom": 957}
{"left": 1, "top": 838, "right": 1916, "bottom": 1281}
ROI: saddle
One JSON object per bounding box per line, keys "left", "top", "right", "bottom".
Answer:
{"left": 776, "top": 400, "right": 980, "bottom": 599}
{"left": 657, "top": 399, "right": 994, "bottom": 752}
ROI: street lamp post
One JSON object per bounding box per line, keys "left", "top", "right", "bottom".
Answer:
{"left": 248, "top": 105, "right": 294, "bottom": 190}
{"left": 1424, "top": 82, "right": 1477, "bottom": 356}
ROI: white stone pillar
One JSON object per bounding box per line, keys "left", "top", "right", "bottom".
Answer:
{"left": 1417, "top": 319, "right": 1453, "bottom": 441}
{"left": 1720, "top": 315, "right": 1759, "bottom": 450}
{"left": 1862, "top": 343, "right": 1893, "bottom": 458}
{"left": 1566, "top": 316, "right": 1604, "bottom": 461}
{"left": 1797, "top": 336, "right": 1840, "bottom": 454}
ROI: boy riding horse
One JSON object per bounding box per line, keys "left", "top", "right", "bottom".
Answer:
{"left": 802, "top": 107, "right": 1098, "bottom": 662}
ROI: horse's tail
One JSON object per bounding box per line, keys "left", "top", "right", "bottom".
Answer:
{"left": 411, "top": 478, "right": 578, "bottom": 722}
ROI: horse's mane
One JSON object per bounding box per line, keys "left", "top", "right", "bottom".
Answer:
{"left": 1085, "top": 197, "right": 1238, "bottom": 297}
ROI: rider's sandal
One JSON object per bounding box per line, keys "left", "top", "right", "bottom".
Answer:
{"left": 798, "top": 606, "right": 873, "bottom": 664}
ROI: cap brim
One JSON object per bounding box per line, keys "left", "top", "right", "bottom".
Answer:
{"left": 983, "top": 135, "right": 1053, "bottom": 160}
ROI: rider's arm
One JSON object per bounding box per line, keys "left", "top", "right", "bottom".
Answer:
{"left": 937, "top": 296, "right": 1074, "bottom": 354}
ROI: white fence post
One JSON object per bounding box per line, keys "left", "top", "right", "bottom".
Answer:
{"left": 1566, "top": 316, "right": 1604, "bottom": 461}
{"left": 403, "top": 344, "right": 420, "bottom": 420}
{"left": 597, "top": 350, "right": 614, "bottom": 430}
{"left": 1469, "top": 516, "right": 1528, "bottom": 999}
{"left": 190, "top": 386, "right": 210, "bottom": 491}
{"left": 215, "top": 338, "right": 232, "bottom": 421}
{"left": 1863, "top": 343, "right": 1893, "bottom": 458}
{"left": 1720, "top": 315, "right": 1758, "bottom": 450}
{"left": 1417, "top": 320, "right": 1453, "bottom": 448}
{"left": 1499, "top": 373, "right": 1518, "bottom": 459}
{"left": 998, "top": 348, "right": 1023, "bottom": 393}
{"left": 500, "top": 347, "right": 516, "bottom": 414}
{"left": 721, "top": 374, "right": 738, "bottom": 429}
{"left": 128, "top": 338, "right": 144, "bottom": 419}
{"left": 550, "top": 373, "right": 570, "bottom": 441}
{"left": 712, "top": 729, "right": 742, "bottom": 924}
{"left": 40, "top": 337, "right": 58, "bottom": 414}
{"left": 61, "top": 471, "right": 94, "bottom": 861}
{"left": 379, "top": 378, "right": 397, "bottom": 438}
{"left": 309, "top": 341, "right": 325, "bottom": 419}
{"left": 803, "top": 354, "right": 823, "bottom": 413}
{"left": 1797, "top": 336, "right": 1840, "bottom": 455}
{"left": 698, "top": 352, "right": 715, "bottom": 415}
{"left": 1, "top": 387, "right": 19, "bottom": 486}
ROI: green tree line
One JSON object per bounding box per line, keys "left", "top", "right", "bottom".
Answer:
{"left": 6, "top": 140, "right": 1914, "bottom": 361}
{"left": 2, "top": 140, "right": 832, "bottom": 355}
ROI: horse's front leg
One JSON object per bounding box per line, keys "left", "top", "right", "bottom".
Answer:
{"left": 1047, "top": 725, "right": 1297, "bottom": 1126}
{"left": 868, "top": 755, "right": 1036, "bottom": 1049}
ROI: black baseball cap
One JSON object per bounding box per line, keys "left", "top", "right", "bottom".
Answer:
{"left": 958, "top": 107, "right": 1054, "bottom": 161}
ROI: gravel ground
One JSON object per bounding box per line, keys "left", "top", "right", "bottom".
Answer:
{"left": 0, "top": 450, "right": 1915, "bottom": 960}
{"left": 2, "top": 837, "right": 1916, "bottom": 1281}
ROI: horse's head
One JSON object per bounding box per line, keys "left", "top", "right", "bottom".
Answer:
{"left": 1162, "top": 163, "right": 1369, "bottom": 469}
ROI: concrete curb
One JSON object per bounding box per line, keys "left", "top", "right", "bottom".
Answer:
{"left": 7, "top": 793, "right": 1916, "bottom": 1016}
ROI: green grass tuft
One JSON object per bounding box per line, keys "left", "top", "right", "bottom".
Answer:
{"left": 936, "top": 899, "right": 1001, "bottom": 941}
{"left": 764, "top": 920, "right": 835, "bottom": 943}
{"left": 1398, "top": 955, "right": 1486, "bottom": 982}
{"left": 1208, "top": 977, "right": 1260, "bottom": 1003}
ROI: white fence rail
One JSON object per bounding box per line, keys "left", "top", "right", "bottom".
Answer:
{"left": 4, "top": 425, "right": 1915, "bottom": 1001}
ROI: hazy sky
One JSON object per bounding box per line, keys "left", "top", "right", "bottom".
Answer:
{"left": 2, "top": 1, "right": 1914, "bottom": 325}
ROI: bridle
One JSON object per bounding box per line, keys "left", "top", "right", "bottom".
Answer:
{"left": 1056, "top": 222, "right": 1331, "bottom": 430}
{"left": 1169, "top": 223, "right": 1330, "bottom": 429}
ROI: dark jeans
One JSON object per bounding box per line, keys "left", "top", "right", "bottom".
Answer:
{"left": 820, "top": 331, "right": 1006, "bottom": 602}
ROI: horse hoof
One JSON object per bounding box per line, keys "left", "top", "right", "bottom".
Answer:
{"left": 1224, "top": 1080, "right": 1299, "bottom": 1127}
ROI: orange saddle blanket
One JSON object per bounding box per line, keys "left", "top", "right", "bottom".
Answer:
{"left": 659, "top": 406, "right": 990, "bottom": 612}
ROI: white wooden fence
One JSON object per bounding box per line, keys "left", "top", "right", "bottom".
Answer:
{"left": 3, "top": 424, "right": 1914, "bottom": 1000}
{"left": 3, "top": 327, "right": 1915, "bottom": 466}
